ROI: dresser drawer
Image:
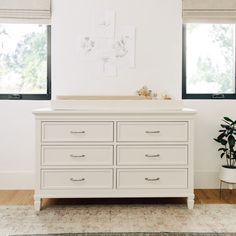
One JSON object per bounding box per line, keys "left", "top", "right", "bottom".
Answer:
{"left": 41, "top": 169, "right": 113, "bottom": 189}
{"left": 117, "top": 122, "right": 188, "bottom": 142}
{"left": 42, "top": 146, "right": 113, "bottom": 166}
{"left": 117, "top": 169, "right": 187, "bottom": 189}
{"left": 42, "top": 122, "right": 114, "bottom": 142}
{"left": 117, "top": 145, "right": 188, "bottom": 166}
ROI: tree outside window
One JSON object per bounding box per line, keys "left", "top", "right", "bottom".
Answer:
{"left": 183, "top": 24, "right": 236, "bottom": 99}
{"left": 0, "top": 24, "right": 50, "bottom": 100}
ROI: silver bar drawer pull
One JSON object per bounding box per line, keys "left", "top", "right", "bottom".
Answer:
{"left": 70, "top": 131, "right": 86, "bottom": 134}
{"left": 70, "top": 154, "right": 86, "bottom": 158}
{"left": 145, "top": 177, "right": 160, "bottom": 182}
{"left": 70, "top": 178, "right": 85, "bottom": 182}
{"left": 145, "top": 154, "right": 160, "bottom": 158}
{"left": 145, "top": 131, "right": 160, "bottom": 134}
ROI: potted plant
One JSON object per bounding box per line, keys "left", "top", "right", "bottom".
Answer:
{"left": 214, "top": 117, "right": 236, "bottom": 183}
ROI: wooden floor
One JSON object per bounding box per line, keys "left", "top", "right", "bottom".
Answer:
{"left": 0, "top": 189, "right": 235, "bottom": 207}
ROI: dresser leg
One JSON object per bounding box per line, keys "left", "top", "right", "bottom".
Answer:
{"left": 187, "top": 196, "right": 194, "bottom": 209}
{"left": 34, "top": 197, "right": 42, "bottom": 211}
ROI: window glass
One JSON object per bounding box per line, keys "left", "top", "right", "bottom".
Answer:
{"left": 0, "top": 24, "right": 48, "bottom": 96}
{"left": 185, "top": 24, "right": 235, "bottom": 95}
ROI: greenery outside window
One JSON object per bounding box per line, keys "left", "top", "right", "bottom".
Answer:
{"left": 0, "top": 24, "right": 51, "bottom": 100}
{"left": 182, "top": 23, "right": 236, "bottom": 99}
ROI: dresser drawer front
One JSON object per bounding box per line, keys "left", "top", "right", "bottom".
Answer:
{"left": 117, "top": 146, "right": 188, "bottom": 166}
{"left": 42, "top": 146, "right": 113, "bottom": 166}
{"left": 41, "top": 169, "right": 113, "bottom": 189}
{"left": 117, "top": 122, "right": 188, "bottom": 142}
{"left": 42, "top": 122, "right": 114, "bottom": 142}
{"left": 117, "top": 169, "right": 187, "bottom": 189}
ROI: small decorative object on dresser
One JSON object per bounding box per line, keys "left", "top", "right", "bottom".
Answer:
{"left": 136, "top": 86, "right": 157, "bottom": 99}
{"left": 33, "top": 102, "right": 196, "bottom": 211}
{"left": 214, "top": 117, "right": 236, "bottom": 191}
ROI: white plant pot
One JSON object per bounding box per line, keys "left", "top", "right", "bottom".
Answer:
{"left": 219, "top": 166, "right": 236, "bottom": 183}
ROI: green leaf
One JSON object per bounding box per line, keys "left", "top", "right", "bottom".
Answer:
{"left": 221, "top": 153, "right": 225, "bottom": 158}
{"left": 218, "top": 130, "right": 225, "bottom": 132}
{"left": 214, "top": 138, "right": 220, "bottom": 143}
{"left": 217, "top": 132, "right": 225, "bottom": 141}
{"left": 220, "top": 139, "right": 227, "bottom": 145}
{"left": 218, "top": 148, "right": 227, "bottom": 151}
{"left": 224, "top": 117, "right": 233, "bottom": 123}
{"left": 228, "top": 135, "right": 236, "bottom": 148}
{"left": 221, "top": 124, "right": 230, "bottom": 129}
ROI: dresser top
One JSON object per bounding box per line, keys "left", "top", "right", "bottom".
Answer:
{"left": 33, "top": 107, "right": 196, "bottom": 115}
{"left": 33, "top": 100, "right": 197, "bottom": 115}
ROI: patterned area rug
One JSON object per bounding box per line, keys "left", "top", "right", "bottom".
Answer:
{"left": 1, "top": 204, "right": 236, "bottom": 236}
{"left": 10, "top": 233, "right": 236, "bottom": 236}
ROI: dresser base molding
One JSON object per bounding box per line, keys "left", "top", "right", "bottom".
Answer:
{"left": 34, "top": 193, "right": 195, "bottom": 211}
{"left": 34, "top": 196, "right": 42, "bottom": 211}
{"left": 187, "top": 195, "right": 195, "bottom": 210}
{"left": 33, "top": 108, "right": 196, "bottom": 211}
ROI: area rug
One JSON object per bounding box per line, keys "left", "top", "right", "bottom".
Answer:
{"left": 10, "top": 233, "right": 236, "bottom": 236}
{"left": 1, "top": 204, "right": 236, "bottom": 235}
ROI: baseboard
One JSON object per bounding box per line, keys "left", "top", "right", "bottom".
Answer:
{"left": 0, "top": 171, "right": 34, "bottom": 189}
{"left": 194, "top": 171, "right": 226, "bottom": 189}
{"left": 0, "top": 171, "right": 232, "bottom": 189}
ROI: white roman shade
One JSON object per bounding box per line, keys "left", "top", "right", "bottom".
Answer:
{"left": 183, "top": 0, "right": 236, "bottom": 23}
{"left": 0, "top": 0, "right": 51, "bottom": 23}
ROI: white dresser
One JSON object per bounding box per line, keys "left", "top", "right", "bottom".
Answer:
{"left": 33, "top": 107, "right": 196, "bottom": 210}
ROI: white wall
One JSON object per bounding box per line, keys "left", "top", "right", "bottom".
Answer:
{"left": 52, "top": 0, "right": 182, "bottom": 98}
{"left": 184, "top": 100, "right": 236, "bottom": 188}
{"left": 0, "top": 101, "right": 50, "bottom": 189}
{"left": 0, "top": 0, "right": 235, "bottom": 189}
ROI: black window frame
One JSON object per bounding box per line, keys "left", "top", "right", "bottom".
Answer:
{"left": 0, "top": 25, "right": 51, "bottom": 100}
{"left": 182, "top": 24, "right": 236, "bottom": 100}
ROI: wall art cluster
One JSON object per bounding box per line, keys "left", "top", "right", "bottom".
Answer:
{"left": 78, "top": 9, "right": 136, "bottom": 77}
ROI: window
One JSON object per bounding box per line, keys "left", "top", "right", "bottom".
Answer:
{"left": 0, "top": 24, "right": 51, "bottom": 100}
{"left": 182, "top": 23, "right": 236, "bottom": 99}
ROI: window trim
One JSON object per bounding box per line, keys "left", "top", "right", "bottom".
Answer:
{"left": 0, "top": 25, "right": 51, "bottom": 100}
{"left": 182, "top": 24, "right": 236, "bottom": 100}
